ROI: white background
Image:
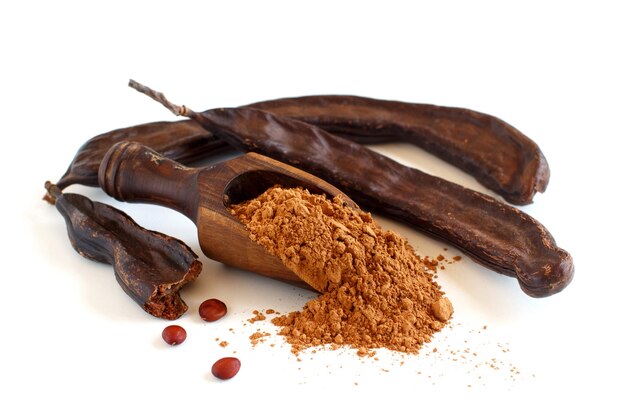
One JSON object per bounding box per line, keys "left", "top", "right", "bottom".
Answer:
{"left": 1, "top": 1, "right": 624, "bottom": 415}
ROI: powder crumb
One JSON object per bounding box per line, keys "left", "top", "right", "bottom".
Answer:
{"left": 219, "top": 341, "right": 228, "bottom": 348}
{"left": 231, "top": 186, "right": 453, "bottom": 356}
{"left": 357, "top": 347, "right": 369, "bottom": 357}
{"left": 421, "top": 256, "right": 440, "bottom": 272}
{"left": 265, "top": 309, "right": 276, "bottom": 314}
{"left": 249, "top": 331, "right": 271, "bottom": 346}
{"left": 248, "top": 310, "right": 267, "bottom": 323}
{"left": 431, "top": 297, "right": 454, "bottom": 322}
{"left": 421, "top": 253, "right": 462, "bottom": 271}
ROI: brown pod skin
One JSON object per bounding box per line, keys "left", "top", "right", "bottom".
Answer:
{"left": 247, "top": 95, "right": 549, "bottom": 205}
{"left": 191, "top": 108, "right": 573, "bottom": 297}
{"left": 52, "top": 96, "right": 547, "bottom": 206}
{"left": 45, "top": 182, "right": 202, "bottom": 319}
{"left": 55, "top": 119, "right": 226, "bottom": 191}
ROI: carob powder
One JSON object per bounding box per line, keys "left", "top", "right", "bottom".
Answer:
{"left": 230, "top": 186, "right": 453, "bottom": 355}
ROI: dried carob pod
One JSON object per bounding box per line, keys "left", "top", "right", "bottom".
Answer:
{"left": 247, "top": 95, "right": 549, "bottom": 205}
{"left": 44, "top": 181, "right": 202, "bottom": 319}
{"left": 128, "top": 80, "right": 573, "bottom": 297}
{"left": 50, "top": 97, "right": 548, "bottom": 206}
{"left": 54, "top": 119, "right": 226, "bottom": 191}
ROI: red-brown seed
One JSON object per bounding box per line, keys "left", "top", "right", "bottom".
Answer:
{"left": 199, "top": 298, "right": 227, "bottom": 322}
{"left": 211, "top": 357, "right": 241, "bottom": 380}
{"left": 162, "top": 325, "right": 187, "bottom": 345}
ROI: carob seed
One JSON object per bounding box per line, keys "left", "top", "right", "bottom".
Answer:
{"left": 199, "top": 299, "right": 227, "bottom": 322}
{"left": 211, "top": 357, "right": 241, "bottom": 380}
{"left": 162, "top": 325, "right": 187, "bottom": 345}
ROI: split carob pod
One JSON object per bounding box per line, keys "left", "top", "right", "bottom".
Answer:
{"left": 53, "top": 119, "right": 226, "bottom": 191}
{"left": 128, "top": 80, "right": 574, "bottom": 297}
{"left": 44, "top": 181, "right": 202, "bottom": 319}
{"left": 247, "top": 95, "right": 549, "bottom": 205}
{"left": 97, "top": 141, "right": 356, "bottom": 290}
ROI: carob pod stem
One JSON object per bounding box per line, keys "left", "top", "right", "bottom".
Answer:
{"left": 44, "top": 181, "right": 202, "bottom": 319}
{"left": 246, "top": 95, "right": 549, "bottom": 205}
{"left": 128, "top": 80, "right": 574, "bottom": 297}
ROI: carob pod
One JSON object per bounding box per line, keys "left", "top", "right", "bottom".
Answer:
{"left": 54, "top": 119, "right": 225, "bottom": 191}
{"left": 52, "top": 97, "right": 548, "bottom": 206}
{"left": 247, "top": 95, "right": 549, "bottom": 205}
{"left": 129, "top": 80, "right": 573, "bottom": 297}
{"left": 44, "top": 182, "right": 202, "bottom": 319}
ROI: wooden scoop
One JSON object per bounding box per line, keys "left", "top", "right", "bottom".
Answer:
{"left": 98, "top": 141, "right": 357, "bottom": 286}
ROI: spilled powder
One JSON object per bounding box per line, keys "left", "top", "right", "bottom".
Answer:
{"left": 250, "top": 331, "right": 271, "bottom": 346}
{"left": 420, "top": 253, "right": 462, "bottom": 275}
{"left": 248, "top": 310, "right": 267, "bottom": 323}
{"left": 230, "top": 186, "right": 453, "bottom": 355}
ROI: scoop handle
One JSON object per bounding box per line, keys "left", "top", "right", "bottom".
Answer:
{"left": 98, "top": 141, "right": 200, "bottom": 221}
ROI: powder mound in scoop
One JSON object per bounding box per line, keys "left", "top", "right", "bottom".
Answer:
{"left": 230, "top": 186, "right": 452, "bottom": 354}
